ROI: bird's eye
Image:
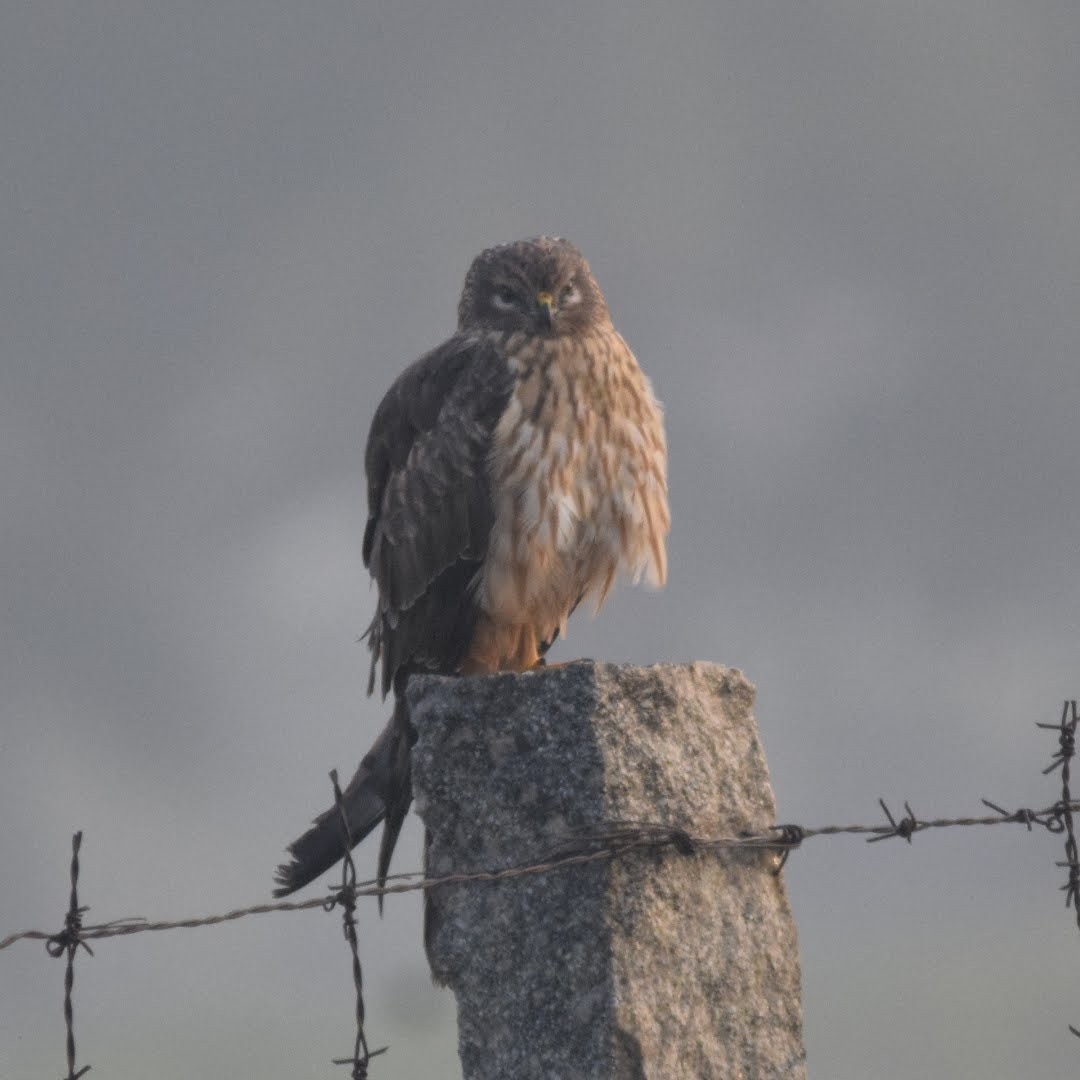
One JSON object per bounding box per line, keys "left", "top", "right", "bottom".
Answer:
{"left": 492, "top": 286, "right": 518, "bottom": 310}
{"left": 559, "top": 282, "right": 581, "bottom": 306}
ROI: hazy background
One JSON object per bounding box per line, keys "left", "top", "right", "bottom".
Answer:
{"left": 3, "top": 3, "right": 1079, "bottom": 1077}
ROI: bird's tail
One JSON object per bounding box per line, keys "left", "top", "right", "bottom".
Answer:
{"left": 272, "top": 696, "right": 413, "bottom": 902}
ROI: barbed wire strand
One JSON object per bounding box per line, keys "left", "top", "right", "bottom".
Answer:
{"left": 325, "top": 768, "right": 387, "bottom": 1078}
{"left": 6, "top": 804, "right": 1080, "bottom": 954}
{"left": 3, "top": 700, "right": 1079, "bottom": 1065}
{"left": 42, "top": 831, "right": 91, "bottom": 1080}
{"left": 1036, "top": 700, "right": 1080, "bottom": 1037}
{"left": 1038, "top": 700, "right": 1080, "bottom": 928}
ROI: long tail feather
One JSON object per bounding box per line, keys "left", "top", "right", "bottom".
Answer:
{"left": 272, "top": 697, "right": 411, "bottom": 898}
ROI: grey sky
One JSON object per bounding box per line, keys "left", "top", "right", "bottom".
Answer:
{"left": 3, "top": 3, "right": 1079, "bottom": 1077}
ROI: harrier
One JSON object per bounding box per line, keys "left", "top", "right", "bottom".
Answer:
{"left": 274, "top": 237, "right": 669, "bottom": 897}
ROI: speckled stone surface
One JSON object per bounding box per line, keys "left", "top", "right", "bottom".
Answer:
{"left": 409, "top": 661, "right": 806, "bottom": 1080}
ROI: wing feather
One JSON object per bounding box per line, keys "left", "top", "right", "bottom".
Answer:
{"left": 363, "top": 334, "right": 513, "bottom": 697}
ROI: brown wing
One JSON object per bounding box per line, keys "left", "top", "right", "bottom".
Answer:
{"left": 363, "top": 333, "right": 514, "bottom": 698}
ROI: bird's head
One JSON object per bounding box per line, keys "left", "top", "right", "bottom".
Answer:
{"left": 457, "top": 236, "right": 610, "bottom": 337}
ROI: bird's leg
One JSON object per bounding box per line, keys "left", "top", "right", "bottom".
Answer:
{"left": 510, "top": 625, "right": 542, "bottom": 671}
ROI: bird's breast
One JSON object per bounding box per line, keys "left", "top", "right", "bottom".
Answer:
{"left": 480, "top": 328, "right": 669, "bottom": 637}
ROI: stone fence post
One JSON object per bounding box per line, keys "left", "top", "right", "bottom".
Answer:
{"left": 408, "top": 661, "right": 805, "bottom": 1080}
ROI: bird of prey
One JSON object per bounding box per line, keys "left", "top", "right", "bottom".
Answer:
{"left": 273, "top": 236, "right": 669, "bottom": 898}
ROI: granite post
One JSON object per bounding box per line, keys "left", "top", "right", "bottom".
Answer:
{"left": 408, "top": 660, "right": 805, "bottom": 1080}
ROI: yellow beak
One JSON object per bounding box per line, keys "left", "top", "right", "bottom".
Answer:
{"left": 536, "top": 291, "right": 555, "bottom": 328}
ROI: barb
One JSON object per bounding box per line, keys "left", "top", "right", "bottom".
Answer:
{"left": 866, "top": 799, "right": 920, "bottom": 843}
{"left": 979, "top": 798, "right": 1064, "bottom": 833}
{"left": 44, "top": 832, "right": 91, "bottom": 1080}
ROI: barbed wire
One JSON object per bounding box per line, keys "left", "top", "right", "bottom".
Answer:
{"left": 4, "top": 796, "right": 1076, "bottom": 956}
{"left": 1039, "top": 701, "right": 1080, "bottom": 933}
{"left": 2, "top": 700, "right": 1077, "bottom": 1074}
{"left": 326, "top": 767, "right": 387, "bottom": 1079}
{"left": 42, "top": 831, "right": 91, "bottom": 1080}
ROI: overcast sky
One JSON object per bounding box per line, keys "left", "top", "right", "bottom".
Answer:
{"left": 3, "top": 3, "right": 1079, "bottom": 1078}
